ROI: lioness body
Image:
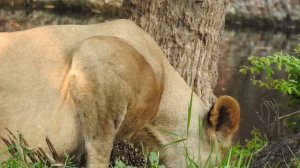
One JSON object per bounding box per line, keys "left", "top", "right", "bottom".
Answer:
{"left": 0, "top": 20, "right": 239, "bottom": 167}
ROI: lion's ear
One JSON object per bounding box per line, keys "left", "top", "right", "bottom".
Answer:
{"left": 206, "top": 96, "right": 240, "bottom": 146}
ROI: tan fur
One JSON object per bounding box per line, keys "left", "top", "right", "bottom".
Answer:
{"left": 206, "top": 96, "right": 241, "bottom": 148}
{"left": 0, "top": 20, "right": 240, "bottom": 167}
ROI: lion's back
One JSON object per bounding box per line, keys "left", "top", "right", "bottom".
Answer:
{"left": 0, "top": 20, "right": 167, "bottom": 161}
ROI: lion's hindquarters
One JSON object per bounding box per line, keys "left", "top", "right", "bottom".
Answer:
{"left": 68, "top": 36, "right": 163, "bottom": 167}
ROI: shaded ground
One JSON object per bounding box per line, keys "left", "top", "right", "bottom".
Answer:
{"left": 110, "top": 140, "right": 146, "bottom": 167}
{"left": 251, "top": 133, "right": 300, "bottom": 168}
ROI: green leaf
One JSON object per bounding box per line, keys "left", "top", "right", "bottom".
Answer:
{"left": 161, "top": 138, "right": 187, "bottom": 148}
{"left": 265, "top": 68, "right": 274, "bottom": 78}
{"left": 114, "top": 160, "right": 126, "bottom": 168}
{"left": 239, "top": 68, "right": 247, "bottom": 75}
{"left": 287, "top": 87, "right": 292, "bottom": 94}
{"left": 264, "top": 58, "right": 271, "bottom": 66}
{"left": 187, "top": 90, "right": 193, "bottom": 134}
{"left": 149, "top": 152, "right": 159, "bottom": 165}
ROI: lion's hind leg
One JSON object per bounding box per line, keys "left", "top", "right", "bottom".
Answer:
{"left": 68, "top": 37, "right": 128, "bottom": 168}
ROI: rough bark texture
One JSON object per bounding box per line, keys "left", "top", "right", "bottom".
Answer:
{"left": 251, "top": 133, "right": 300, "bottom": 168}
{"left": 227, "top": 0, "right": 300, "bottom": 30}
{"left": 122, "top": 0, "right": 228, "bottom": 105}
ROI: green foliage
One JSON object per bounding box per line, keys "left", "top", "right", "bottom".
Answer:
{"left": 113, "top": 160, "right": 133, "bottom": 168}
{"left": 0, "top": 87, "right": 281, "bottom": 168}
{"left": 284, "top": 113, "right": 300, "bottom": 133}
{"left": 240, "top": 43, "right": 300, "bottom": 133}
{"left": 219, "top": 129, "right": 267, "bottom": 168}
{"left": 0, "top": 151, "right": 75, "bottom": 168}
{"left": 0, "top": 131, "right": 75, "bottom": 168}
{"left": 0, "top": 129, "right": 276, "bottom": 168}
{"left": 148, "top": 152, "right": 165, "bottom": 168}
{"left": 240, "top": 43, "right": 300, "bottom": 104}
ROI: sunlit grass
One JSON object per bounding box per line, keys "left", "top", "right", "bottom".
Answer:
{"left": 0, "top": 122, "right": 295, "bottom": 168}
{"left": 0, "top": 129, "right": 76, "bottom": 168}
{"left": 0, "top": 92, "right": 297, "bottom": 168}
{"left": 218, "top": 129, "right": 266, "bottom": 168}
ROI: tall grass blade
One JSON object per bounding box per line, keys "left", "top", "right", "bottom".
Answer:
{"left": 46, "top": 137, "right": 59, "bottom": 161}
{"left": 237, "top": 150, "right": 244, "bottom": 167}
{"left": 246, "top": 154, "right": 253, "bottom": 168}
{"left": 161, "top": 138, "right": 187, "bottom": 149}
{"left": 226, "top": 148, "right": 232, "bottom": 167}
{"left": 159, "top": 129, "right": 180, "bottom": 137}
{"left": 187, "top": 90, "right": 194, "bottom": 134}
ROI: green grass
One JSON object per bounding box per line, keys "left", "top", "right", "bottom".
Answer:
{"left": 218, "top": 129, "right": 266, "bottom": 168}
{"left": 1, "top": 124, "right": 298, "bottom": 168}
{"left": 111, "top": 129, "right": 268, "bottom": 168}
{"left": 0, "top": 129, "right": 76, "bottom": 168}
{"left": 0, "top": 92, "right": 298, "bottom": 168}
{"left": 0, "top": 101, "right": 269, "bottom": 168}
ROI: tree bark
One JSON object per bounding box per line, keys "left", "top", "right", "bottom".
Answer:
{"left": 122, "top": 0, "right": 228, "bottom": 105}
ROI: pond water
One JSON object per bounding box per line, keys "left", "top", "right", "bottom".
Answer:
{"left": 0, "top": 9, "right": 299, "bottom": 143}
{"left": 215, "top": 29, "right": 299, "bottom": 142}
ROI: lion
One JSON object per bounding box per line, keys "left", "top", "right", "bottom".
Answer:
{"left": 0, "top": 19, "right": 240, "bottom": 167}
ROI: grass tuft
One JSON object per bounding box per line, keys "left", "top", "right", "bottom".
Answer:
{"left": 0, "top": 129, "right": 76, "bottom": 168}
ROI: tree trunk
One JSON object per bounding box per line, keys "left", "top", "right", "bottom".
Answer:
{"left": 122, "top": 0, "right": 228, "bottom": 105}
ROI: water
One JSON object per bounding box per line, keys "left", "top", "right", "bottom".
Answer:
{"left": 215, "top": 29, "right": 299, "bottom": 142}
{"left": 1, "top": 8, "right": 299, "bottom": 142}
